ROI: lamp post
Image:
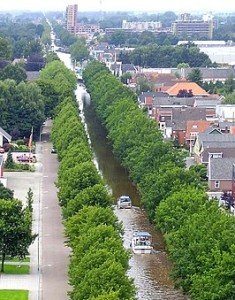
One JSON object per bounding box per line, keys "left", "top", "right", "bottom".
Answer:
{"left": 37, "top": 124, "right": 43, "bottom": 300}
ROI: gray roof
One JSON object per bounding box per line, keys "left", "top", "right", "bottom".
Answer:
{"left": 203, "top": 147, "right": 235, "bottom": 164}
{"left": 217, "top": 121, "right": 233, "bottom": 130}
{"left": 182, "top": 68, "right": 235, "bottom": 81}
{"left": 0, "top": 127, "right": 11, "bottom": 141}
{"left": 172, "top": 107, "right": 207, "bottom": 131}
{"left": 194, "top": 99, "right": 222, "bottom": 107}
{"left": 92, "top": 43, "right": 110, "bottom": 51}
{"left": 121, "top": 63, "right": 137, "bottom": 73}
{"left": 139, "top": 92, "right": 166, "bottom": 104}
{"left": 199, "top": 132, "right": 235, "bottom": 145}
{"left": 209, "top": 157, "right": 235, "bottom": 180}
{"left": 153, "top": 96, "right": 195, "bottom": 107}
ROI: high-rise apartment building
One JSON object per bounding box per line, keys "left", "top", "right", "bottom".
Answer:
{"left": 172, "top": 14, "right": 213, "bottom": 39}
{"left": 65, "top": 4, "right": 78, "bottom": 33}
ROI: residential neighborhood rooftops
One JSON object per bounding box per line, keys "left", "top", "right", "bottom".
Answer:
{"left": 153, "top": 96, "right": 195, "bottom": 107}
{"left": 194, "top": 98, "right": 222, "bottom": 107}
{"left": 172, "top": 107, "right": 207, "bottom": 130}
{"left": 209, "top": 157, "right": 235, "bottom": 180}
{"left": 166, "top": 82, "right": 209, "bottom": 97}
{"left": 197, "top": 131, "right": 235, "bottom": 150}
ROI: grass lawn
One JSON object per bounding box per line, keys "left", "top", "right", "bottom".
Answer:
{"left": 2, "top": 264, "right": 30, "bottom": 274}
{"left": 0, "top": 290, "right": 28, "bottom": 300}
{"left": 5, "top": 257, "right": 30, "bottom": 263}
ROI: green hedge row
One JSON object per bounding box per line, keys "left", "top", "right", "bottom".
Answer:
{"left": 51, "top": 97, "right": 136, "bottom": 300}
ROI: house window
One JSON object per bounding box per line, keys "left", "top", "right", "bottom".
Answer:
{"left": 209, "top": 153, "right": 223, "bottom": 159}
{"left": 215, "top": 181, "right": 220, "bottom": 189}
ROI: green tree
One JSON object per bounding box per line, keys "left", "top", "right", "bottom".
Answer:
{"left": 70, "top": 39, "right": 89, "bottom": 64}
{"left": 65, "top": 206, "right": 122, "bottom": 246}
{"left": 0, "top": 199, "right": 36, "bottom": 272}
{"left": 26, "top": 187, "right": 33, "bottom": 213}
{"left": 223, "top": 92, "right": 235, "bottom": 104}
{"left": 90, "top": 292, "right": 120, "bottom": 300}
{"left": 0, "top": 182, "right": 14, "bottom": 200}
{"left": 58, "top": 161, "right": 102, "bottom": 207}
{"left": 224, "top": 75, "right": 235, "bottom": 94}
{"left": 0, "top": 64, "right": 27, "bottom": 84}
{"left": 155, "top": 186, "right": 208, "bottom": 233}
{"left": 4, "top": 149, "right": 15, "bottom": 169}
{"left": 0, "top": 37, "right": 12, "bottom": 61}
{"left": 187, "top": 68, "right": 203, "bottom": 86}
{"left": 177, "top": 63, "right": 190, "bottom": 69}
{"left": 137, "top": 77, "right": 153, "bottom": 94}
{"left": 64, "top": 184, "right": 113, "bottom": 218}
{"left": 68, "top": 225, "right": 134, "bottom": 300}
{"left": 120, "top": 72, "right": 132, "bottom": 84}
{"left": 109, "top": 30, "right": 127, "bottom": 46}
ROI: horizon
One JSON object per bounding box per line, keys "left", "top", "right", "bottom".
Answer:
{"left": 0, "top": 0, "right": 235, "bottom": 14}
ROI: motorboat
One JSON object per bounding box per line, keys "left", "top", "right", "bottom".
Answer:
{"left": 131, "top": 231, "right": 153, "bottom": 254}
{"left": 117, "top": 195, "right": 132, "bottom": 209}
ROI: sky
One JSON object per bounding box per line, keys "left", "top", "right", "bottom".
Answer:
{"left": 0, "top": 0, "right": 235, "bottom": 13}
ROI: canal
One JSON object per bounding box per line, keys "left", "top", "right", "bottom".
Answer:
{"left": 77, "top": 88, "right": 188, "bottom": 300}
{"left": 57, "top": 50, "right": 188, "bottom": 299}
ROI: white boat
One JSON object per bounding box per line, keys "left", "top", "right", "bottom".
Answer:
{"left": 117, "top": 195, "right": 132, "bottom": 209}
{"left": 131, "top": 231, "right": 153, "bottom": 254}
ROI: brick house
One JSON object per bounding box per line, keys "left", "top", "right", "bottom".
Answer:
{"left": 208, "top": 157, "right": 235, "bottom": 192}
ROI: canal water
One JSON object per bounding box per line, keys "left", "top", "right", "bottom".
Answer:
{"left": 77, "top": 89, "right": 188, "bottom": 300}
{"left": 57, "top": 50, "right": 188, "bottom": 299}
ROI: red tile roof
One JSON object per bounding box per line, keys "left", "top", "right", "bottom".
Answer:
{"left": 166, "top": 82, "right": 209, "bottom": 96}
{"left": 186, "top": 120, "right": 211, "bottom": 139}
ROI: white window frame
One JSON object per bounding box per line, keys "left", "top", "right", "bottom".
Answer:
{"left": 214, "top": 181, "right": 220, "bottom": 189}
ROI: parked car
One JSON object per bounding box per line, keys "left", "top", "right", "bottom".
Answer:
{"left": 0, "top": 147, "right": 5, "bottom": 154}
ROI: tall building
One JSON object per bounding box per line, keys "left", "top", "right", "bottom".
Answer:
{"left": 122, "top": 20, "right": 162, "bottom": 32}
{"left": 172, "top": 14, "right": 213, "bottom": 39}
{"left": 65, "top": 4, "right": 78, "bottom": 33}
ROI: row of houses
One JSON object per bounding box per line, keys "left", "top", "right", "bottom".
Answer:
{"left": 139, "top": 81, "right": 235, "bottom": 196}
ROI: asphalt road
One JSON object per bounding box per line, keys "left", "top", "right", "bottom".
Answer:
{"left": 40, "top": 120, "right": 71, "bottom": 300}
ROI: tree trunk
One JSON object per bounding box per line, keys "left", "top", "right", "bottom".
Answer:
{"left": 1, "top": 252, "right": 5, "bottom": 273}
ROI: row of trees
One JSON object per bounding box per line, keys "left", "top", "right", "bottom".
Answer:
{"left": 0, "top": 56, "right": 76, "bottom": 140}
{"left": 118, "top": 43, "right": 213, "bottom": 68}
{"left": 0, "top": 79, "right": 45, "bottom": 139}
{"left": 82, "top": 60, "right": 235, "bottom": 299}
{"left": 51, "top": 97, "right": 135, "bottom": 299}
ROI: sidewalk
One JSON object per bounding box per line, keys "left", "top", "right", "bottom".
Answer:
{"left": 0, "top": 144, "right": 42, "bottom": 300}
{"left": 1, "top": 121, "right": 70, "bottom": 300}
